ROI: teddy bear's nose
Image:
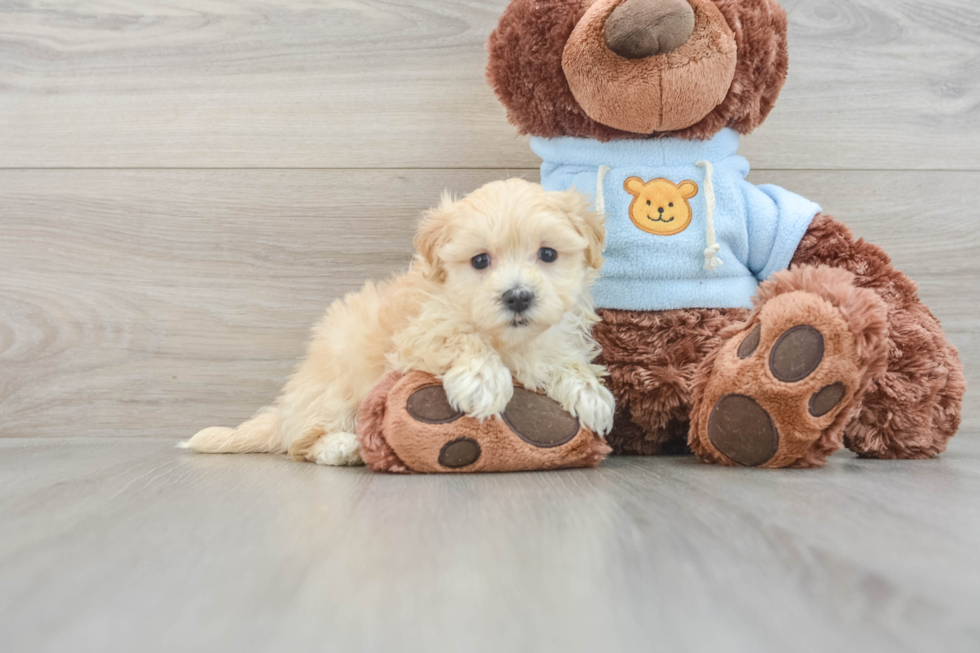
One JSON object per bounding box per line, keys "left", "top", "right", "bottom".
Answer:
{"left": 604, "top": 0, "right": 696, "bottom": 60}
{"left": 658, "top": 207, "right": 665, "bottom": 214}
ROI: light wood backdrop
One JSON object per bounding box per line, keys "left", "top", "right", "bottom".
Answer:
{"left": 1, "top": 0, "right": 978, "bottom": 439}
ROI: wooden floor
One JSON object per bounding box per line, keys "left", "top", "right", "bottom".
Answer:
{"left": 1, "top": 1, "right": 979, "bottom": 651}
{"left": 2, "top": 437, "right": 980, "bottom": 653}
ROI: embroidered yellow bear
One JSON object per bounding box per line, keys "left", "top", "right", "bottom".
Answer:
{"left": 624, "top": 177, "right": 699, "bottom": 236}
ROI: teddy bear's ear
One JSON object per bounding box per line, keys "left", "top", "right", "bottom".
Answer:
{"left": 709, "top": 0, "right": 790, "bottom": 135}
{"left": 413, "top": 192, "right": 455, "bottom": 282}
{"left": 486, "top": 0, "right": 594, "bottom": 139}
{"left": 679, "top": 180, "right": 699, "bottom": 199}
{"left": 624, "top": 177, "right": 645, "bottom": 196}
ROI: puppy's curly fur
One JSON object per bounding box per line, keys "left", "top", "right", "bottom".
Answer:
{"left": 182, "top": 179, "right": 616, "bottom": 466}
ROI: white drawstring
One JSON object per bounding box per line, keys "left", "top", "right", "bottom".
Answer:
{"left": 696, "top": 160, "right": 723, "bottom": 271}
{"left": 595, "top": 165, "right": 611, "bottom": 215}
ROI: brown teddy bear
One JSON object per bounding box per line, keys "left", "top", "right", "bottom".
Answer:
{"left": 487, "top": 0, "right": 965, "bottom": 468}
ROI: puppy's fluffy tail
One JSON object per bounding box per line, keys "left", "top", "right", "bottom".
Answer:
{"left": 179, "top": 408, "right": 284, "bottom": 454}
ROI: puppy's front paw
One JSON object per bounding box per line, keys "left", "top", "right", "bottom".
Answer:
{"left": 550, "top": 375, "right": 616, "bottom": 437}
{"left": 443, "top": 360, "right": 514, "bottom": 420}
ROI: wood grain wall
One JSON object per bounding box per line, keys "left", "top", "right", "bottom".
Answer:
{"left": 1, "top": 0, "right": 978, "bottom": 439}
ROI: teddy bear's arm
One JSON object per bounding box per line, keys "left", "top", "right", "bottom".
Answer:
{"left": 741, "top": 181, "right": 822, "bottom": 282}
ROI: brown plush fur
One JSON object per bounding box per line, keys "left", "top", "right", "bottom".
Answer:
{"left": 596, "top": 214, "right": 965, "bottom": 463}
{"left": 357, "top": 371, "right": 411, "bottom": 473}
{"left": 594, "top": 305, "right": 748, "bottom": 454}
{"left": 792, "top": 215, "right": 966, "bottom": 459}
{"left": 688, "top": 265, "right": 890, "bottom": 468}
{"left": 486, "top": 0, "right": 789, "bottom": 141}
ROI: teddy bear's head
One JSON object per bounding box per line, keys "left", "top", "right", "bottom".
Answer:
{"left": 624, "top": 176, "right": 699, "bottom": 235}
{"left": 487, "top": 0, "right": 789, "bottom": 141}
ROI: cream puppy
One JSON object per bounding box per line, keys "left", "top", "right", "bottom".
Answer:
{"left": 182, "top": 178, "right": 615, "bottom": 466}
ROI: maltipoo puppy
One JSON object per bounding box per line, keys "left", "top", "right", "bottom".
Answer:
{"left": 182, "top": 178, "right": 615, "bottom": 466}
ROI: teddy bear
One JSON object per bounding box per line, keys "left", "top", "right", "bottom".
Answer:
{"left": 486, "top": 0, "right": 965, "bottom": 468}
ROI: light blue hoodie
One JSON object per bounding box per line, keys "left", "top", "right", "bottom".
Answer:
{"left": 531, "top": 129, "right": 821, "bottom": 311}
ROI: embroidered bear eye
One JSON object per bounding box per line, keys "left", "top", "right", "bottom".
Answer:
{"left": 471, "top": 253, "right": 491, "bottom": 270}
{"left": 669, "top": 203, "right": 674, "bottom": 207}
{"left": 538, "top": 247, "right": 558, "bottom": 263}
{"left": 646, "top": 200, "right": 651, "bottom": 206}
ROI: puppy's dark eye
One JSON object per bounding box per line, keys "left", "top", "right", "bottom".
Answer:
{"left": 538, "top": 247, "right": 558, "bottom": 263}
{"left": 471, "top": 253, "right": 491, "bottom": 270}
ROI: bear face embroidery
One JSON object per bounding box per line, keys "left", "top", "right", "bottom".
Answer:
{"left": 624, "top": 177, "right": 699, "bottom": 236}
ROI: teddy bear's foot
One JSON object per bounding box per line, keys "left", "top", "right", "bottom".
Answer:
{"left": 689, "top": 266, "right": 889, "bottom": 469}
{"left": 357, "top": 371, "right": 611, "bottom": 474}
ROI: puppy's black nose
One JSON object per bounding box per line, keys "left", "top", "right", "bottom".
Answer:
{"left": 502, "top": 288, "right": 535, "bottom": 314}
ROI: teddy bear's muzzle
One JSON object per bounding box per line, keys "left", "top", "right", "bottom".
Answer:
{"left": 563, "top": 0, "right": 738, "bottom": 134}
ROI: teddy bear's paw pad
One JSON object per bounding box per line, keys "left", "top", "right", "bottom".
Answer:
{"left": 768, "top": 325, "right": 825, "bottom": 383}
{"left": 737, "top": 324, "right": 762, "bottom": 358}
{"left": 438, "top": 437, "right": 482, "bottom": 468}
{"left": 407, "top": 385, "right": 463, "bottom": 424}
{"left": 809, "top": 382, "right": 846, "bottom": 417}
{"left": 706, "top": 394, "right": 779, "bottom": 468}
{"left": 502, "top": 388, "right": 580, "bottom": 448}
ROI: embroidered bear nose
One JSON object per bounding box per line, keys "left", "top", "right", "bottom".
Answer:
{"left": 658, "top": 207, "right": 665, "bottom": 214}
{"left": 502, "top": 288, "right": 535, "bottom": 314}
{"left": 604, "top": 0, "right": 696, "bottom": 60}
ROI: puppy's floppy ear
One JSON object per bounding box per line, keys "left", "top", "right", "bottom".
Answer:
{"left": 414, "top": 191, "right": 455, "bottom": 282}
{"left": 552, "top": 189, "right": 605, "bottom": 270}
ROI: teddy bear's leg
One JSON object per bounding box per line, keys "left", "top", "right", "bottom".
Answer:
{"left": 357, "top": 372, "right": 611, "bottom": 473}
{"left": 790, "top": 215, "right": 966, "bottom": 459}
{"left": 593, "top": 307, "right": 749, "bottom": 455}
{"left": 688, "top": 264, "right": 890, "bottom": 468}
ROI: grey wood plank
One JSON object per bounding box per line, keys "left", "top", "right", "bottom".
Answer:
{"left": 1, "top": 437, "right": 978, "bottom": 653}
{"left": 0, "top": 0, "right": 978, "bottom": 170}
{"left": 0, "top": 168, "right": 519, "bottom": 439}
{"left": 0, "top": 169, "right": 976, "bottom": 439}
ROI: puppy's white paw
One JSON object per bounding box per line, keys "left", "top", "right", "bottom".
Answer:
{"left": 550, "top": 375, "right": 616, "bottom": 437}
{"left": 443, "top": 360, "right": 514, "bottom": 420}
{"left": 311, "top": 432, "right": 364, "bottom": 467}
